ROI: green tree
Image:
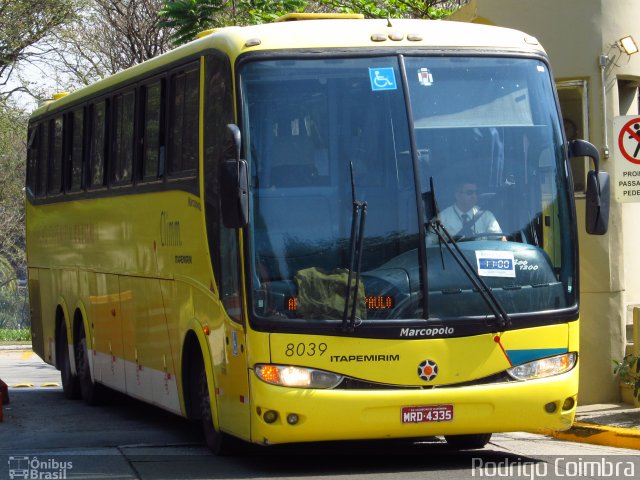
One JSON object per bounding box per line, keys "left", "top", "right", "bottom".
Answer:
{"left": 158, "top": 0, "right": 230, "bottom": 45}
{"left": 318, "top": 0, "right": 467, "bottom": 19}
{"left": 159, "top": 0, "right": 465, "bottom": 46}
{"left": 0, "top": 100, "right": 27, "bottom": 275}
{"left": 159, "top": 0, "right": 307, "bottom": 45}
{"left": 0, "top": 0, "right": 79, "bottom": 98}
{"left": 0, "top": 99, "right": 29, "bottom": 328}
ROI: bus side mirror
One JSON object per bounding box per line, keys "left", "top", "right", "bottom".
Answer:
{"left": 569, "top": 139, "right": 609, "bottom": 235}
{"left": 220, "top": 124, "right": 249, "bottom": 228}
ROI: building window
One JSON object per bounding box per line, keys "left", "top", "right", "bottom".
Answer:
{"left": 557, "top": 80, "right": 589, "bottom": 193}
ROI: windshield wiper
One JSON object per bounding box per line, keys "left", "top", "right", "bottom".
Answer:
{"left": 426, "top": 177, "right": 512, "bottom": 331}
{"left": 342, "top": 162, "right": 367, "bottom": 332}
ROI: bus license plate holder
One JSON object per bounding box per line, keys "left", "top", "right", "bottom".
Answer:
{"left": 401, "top": 404, "right": 454, "bottom": 423}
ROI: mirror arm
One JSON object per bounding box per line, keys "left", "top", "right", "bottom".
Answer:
{"left": 227, "top": 124, "right": 242, "bottom": 161}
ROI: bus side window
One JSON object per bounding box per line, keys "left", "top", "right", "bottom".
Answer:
{"left": 111, "top": 90, "right": 135, "bottom": 185}
{"left": 68, "top": 107, "right": 85, "bottom": 192}
{"left": 26, "top": 123, "right": 39, "bottom": 196}
{"left": 141, "top": 79, "right": 165, "bottom": 181}
{"left": 168, "top": 63, "right": 199, "bottom": 177}
{"left": 36, "top": 121, "right": 49, "bottom": 198}
{"left": 88, "top": 100, "right": 108, "bottom": 189}
{"left": 48, "top": 116, "right": 64, "bottom": 196}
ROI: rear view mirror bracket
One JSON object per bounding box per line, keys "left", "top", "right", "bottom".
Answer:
{"left": 220, "top": 124, "right": 249, "bottom": 229}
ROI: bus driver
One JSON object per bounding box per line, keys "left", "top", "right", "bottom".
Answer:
{"left": 435, "top": 180, "right": 505, "bottom": 241}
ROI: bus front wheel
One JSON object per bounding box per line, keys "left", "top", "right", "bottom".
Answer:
{"left": 444, "top": 433, "right": 492, "bottom": 449}
{"left": 197, "top": 363, "right": 239, "bottom": 455}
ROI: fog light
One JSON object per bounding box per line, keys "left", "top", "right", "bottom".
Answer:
{"left": 263, "top": 410, "right": 278, "bottom": 423}
{"left": 544, "top": 402, "right": 557, "bottom": 413}
{"left": 562, "top": 397, "right": 576, "bottom": 411}
{"left": 286, "top": 413, "right": 299, "bottom": 425}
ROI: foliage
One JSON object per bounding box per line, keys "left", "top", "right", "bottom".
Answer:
{"left": 24, "top": 0, "right": 174, "bottom": 97}
{"left": 613, "top": 354, "right": 640, "bottom": 400}
{"left": 159, "top": 0, "right": 465, "bottom": 46}
{"left": 0, "top": 328, "right": 31, "bottom": 342}
{"left": 318, "top": 0, "right": 467, "bottom": 19}
{"left": 158, "top": 0, "right": 228, "bottom": 45}
{"left": 0, "top": 287, "right": 30, "bottom": 329}
{"left": 0, "top": 100, "right": 27, "bottom": 277}
{"left": 242, "top": 0, "right": 308, "bottom": 24}
{"left": 0, "top": 0, "right": 79, "bottom": 98}
{"left": 159, "top": 0, "right": 307, "bottom": 45}
{"left": 0, "top": 97, "right": 29, "bottom": 329}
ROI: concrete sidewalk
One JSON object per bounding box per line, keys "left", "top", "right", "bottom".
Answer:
{"left": 547, "top": 403, "right": 640, "bottom": 451}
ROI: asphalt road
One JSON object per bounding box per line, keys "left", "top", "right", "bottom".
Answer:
{"left": 1, "top": 348, "right": 639, "bottom": 480}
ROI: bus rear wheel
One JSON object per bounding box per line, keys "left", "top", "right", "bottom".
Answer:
{"left": 74, "top": 323, "right": 102, "bottom": 405}
{"left": 444, "top": 433, "right": 492, "bottom": 449}
{"left": 58, "top": 322, "right": 80, "bottom": 400}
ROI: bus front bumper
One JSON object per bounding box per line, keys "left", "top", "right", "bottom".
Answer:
{"left": 248, "top": 370, "right": 578, "bottom": 445}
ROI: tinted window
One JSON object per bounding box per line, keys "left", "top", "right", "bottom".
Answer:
{"left": 36, "top": 122, "right": 49, "bottom": 198}
{"left": 168, "top": 64, "right": 199, "bottom": 175}
{"left": 89, "top": 100, "right": 107, "bottom": 188}
{"left": 112, "top": 90, "right": 135, "bottom": 184}
{"left": 48, "top": 117, "right": 63, "bottom": 195}
{"left": 143, "top": 80, "right": 164, "bottom": 180}
{"left": 26, "top": 124, "right": 39, "bottom": 195}
{"left": 69, "top": 108, "right": 84, "bottom": 192}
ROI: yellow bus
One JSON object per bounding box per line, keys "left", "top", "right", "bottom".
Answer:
{"left": 25, "top": 13, "right": 609, "bottom": 453}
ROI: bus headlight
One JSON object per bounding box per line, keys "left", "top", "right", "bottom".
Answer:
{"left": 255, "top": 364, "right": 343, "bottom": 389}
{"left": 507, "top": 352, "right": 577, "bottom": 381}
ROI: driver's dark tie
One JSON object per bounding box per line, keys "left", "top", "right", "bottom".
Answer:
{"left": 460, "top": 213, "right": 473, "bottom": 236}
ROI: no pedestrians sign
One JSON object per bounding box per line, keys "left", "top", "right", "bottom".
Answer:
{"left": 614, "top": 115, "right": 640, "bottom": 202}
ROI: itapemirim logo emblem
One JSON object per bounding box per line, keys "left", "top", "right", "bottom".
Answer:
{"left": 417, "top": 359, "right": 438, "bottom": 381}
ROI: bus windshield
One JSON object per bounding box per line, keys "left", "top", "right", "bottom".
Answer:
{"left": 239, "top": 55, "right": 575, "bottom": 326}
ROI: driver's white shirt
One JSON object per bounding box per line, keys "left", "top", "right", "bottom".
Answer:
{"left": 431, "top": 205, "right": 502, "bottom": 241}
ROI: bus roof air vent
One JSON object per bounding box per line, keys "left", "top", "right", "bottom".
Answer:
{"left": 275, "top": 13, "right": 364, "bottom": 22}
{"left": 52, "top": 92, "right": 70, "bottom": 101}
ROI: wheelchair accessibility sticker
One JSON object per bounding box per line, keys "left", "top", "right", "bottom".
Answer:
{"left": 369, "top": 68, "right": 397, "bottom": 91}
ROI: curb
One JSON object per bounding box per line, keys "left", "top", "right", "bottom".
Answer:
{"left": 0, "top": 345, "right": 32, "bottom": 351}
{"left": 547, "top": 422, "right": 640, "bottom": 451}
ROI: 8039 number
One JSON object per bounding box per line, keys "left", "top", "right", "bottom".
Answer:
{"left": 285, "top": 342, "right": 328, "bottom": 357}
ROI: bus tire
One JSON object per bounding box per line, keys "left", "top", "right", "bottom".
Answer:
{"left": 74, "top": 322, "right": 102, "bottom": 406}
{"left": 444, "top": 433, "right": 492, "bottom": 449}
{"left": 197, "top": 361, "right": 239, "bottom": 455}
{"left": 58, "top": 321, "right": 80, "bottom": 400}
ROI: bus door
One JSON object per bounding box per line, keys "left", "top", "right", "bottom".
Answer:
{"left": 216, "top": 227, "right": 251, "bottom": 440}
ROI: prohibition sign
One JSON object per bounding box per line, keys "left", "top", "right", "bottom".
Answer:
{"left": 618, "top": 117, "right": 640, "bottom": 164}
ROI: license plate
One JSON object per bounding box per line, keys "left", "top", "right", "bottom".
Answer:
{"left": 401, "top": 404, "right": 454, "bottom": 423}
